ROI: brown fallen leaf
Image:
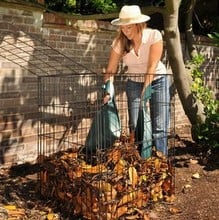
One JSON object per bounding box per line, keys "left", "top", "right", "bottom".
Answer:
{"left": 47, "top": 213, "right": 55, "bottom": 220}
{"left": 7, "top": 209, "right": 26, "bottom": 217}
{"left": 57, "top": 191, "right": 65, "bottom": 200}
{"left": 61, "top": 152, "right": 78, "bottom": 160}
{"left": 164, "top": 194, "right": 176, "bottom": 203}
{"left": 189, "top": 159, "right": 198, "bottom": 164}
{"left": 114, "top": 159, "right": 126, "bottom": 174}
{"left": 128, "top": 166, "right": 138, "bottom": 188}
{"left": 81, "top": 163, "right": 107, "bottom": 173}
{"left": 118, "top": 191, "right": 137, "bottom": 206}
{"left": 114, "top": 182, "right": 125, "bottom": 192}
{"left": 143, "top": 214, "right": 150, "bottom": 220}
{"left": 182, "top": 184, "right": 192, "bottom": 193}
{"left": 40, "top": 170, "right": 48, "bottom": 184}
{"left": 125, "top": 214, "right": 140, "bottom": 219}
{"left": 113, "top": 206, "right": 128, "bottom": 219}
{"left": 162, "top": 177, "right": 172, "bottom": 193}
{"left": 169, "top": 207, "right": 182, "bottom": 214}
{"left": 190, "top": 158, "right": 198, "bottom": 164}
{"left": 134, "top": 208, "right": 150, "bottom": 220}
{"left": 192, "top": 173, "right": 200, "bottom": 179}
{"left": 3, "top": 205, "right": 16, "bottom": 211}
{"left": 107, "top": 148, "right": 122, "bottom": 163}
{"left": 154, "top": 158, "right": 161, "bottom": 173}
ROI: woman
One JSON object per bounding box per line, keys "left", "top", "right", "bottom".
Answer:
{"left": 104, "top": 5, "right": 170, "bottom": 158}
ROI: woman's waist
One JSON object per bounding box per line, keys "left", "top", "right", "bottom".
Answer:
{"left": 127, "top": 73, "right": 168, "bottom": 83}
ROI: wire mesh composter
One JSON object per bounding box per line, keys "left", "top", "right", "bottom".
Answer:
{"left": 38, "top": 72, "right": 176, "bottom": 219}
{"left": 0, "top": 26, "right": 175, "bottom": 219}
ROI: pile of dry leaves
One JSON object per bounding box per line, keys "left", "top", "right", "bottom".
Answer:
{"left": 1, "top": 138, "right": 218, "bottom": 220}
{"left": 39, "top": 138, "right": 175, "bottom": 220}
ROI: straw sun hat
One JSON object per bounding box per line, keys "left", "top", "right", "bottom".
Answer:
{"left": 111, "top": 5, "right": 150, "bottom": 26}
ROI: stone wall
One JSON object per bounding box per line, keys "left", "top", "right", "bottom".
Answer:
{"left": 0, "top": 1, "right": 218, "bottom": 167}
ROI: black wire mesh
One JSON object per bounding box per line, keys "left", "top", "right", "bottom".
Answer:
{"left": 38, "top": 73, "right": 176, "bottom": 219}
{"left": 38, "top": 73, "right": 175, "bottom": 156}
{"left": 38, "top": 74, "right": 128, "bottom": 155}
{"left": 0, "top": 27, "right": 95, "bottom": 76}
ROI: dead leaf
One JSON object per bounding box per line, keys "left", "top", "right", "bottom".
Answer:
{"left": 113, "top": 206, "right": 128, "bottom": 219}
{"left": 118, "top": 191, "right": 137, "bottom": 206}
{"left": 108, "top": 148, "right": 122, "bottom": 163}
{"left": 182, "top": 184, "right": 192, "bottom": 193}
{"left": 134, "top": 208, "right": 150, "bottom": 220}
{"left": 3, "top": 205, "right": 16, "bottom": 211}
{"left": 190, "top": 158, "right": 198, "bottom": 164}
{"left": 47, "top": 213, "right": 55, "bottom": 220}
{"left": 143, "top": 214, "right": 150, "bottom": 220}
{"left": 169, "top": 207, "right": 182, "bottom": 214}
{"left": 164, "top": 194, "right": 176, "bottom": 203}
{"left": 61, "top": 152, "right": 78, "bottom": 160}
{"left": 81, "top": 163, "right": 107, "bottom": 173}
{"left": 114, "top": 159, "right": 126, "bottom": 174}
{"left": 192, "top": 173, "right": 200, "bottom": 179}
{"left": 125, "top": 214, "right": 139, "bottom": 219}
{"left": 184, "top": 184, "right": 192, "bottom": 188}
{"left": 154, "top": 158, "right": 161, "bottom": 173}
{"left": 128, "top": 166, "right": 138, "bottom": 188}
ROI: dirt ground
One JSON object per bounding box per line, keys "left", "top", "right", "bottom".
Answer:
{"left": 0, "top": 138, "right": 218, "bottom": 220}
{"left": 154, "top": 139, "right": 219, "bottom": 220}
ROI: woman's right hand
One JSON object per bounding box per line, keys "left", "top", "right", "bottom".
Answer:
{"left": 103, "top": 72, "right": 111, "bottom": 83}
{"left": 141, "top": 85, "right": 152, "bottom": 108}
{"left": 103, "top": 72, "right": 114, "bottom": 83}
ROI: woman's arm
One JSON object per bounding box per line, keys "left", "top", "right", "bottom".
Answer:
{"left": 102, "top": 44, "right": 121, "bottom": 104}
{"left": 144, "top": 40, "right": 163, "bottom": 87}
{"left": 104, "top": 48, "right": 121, "bottom": 83}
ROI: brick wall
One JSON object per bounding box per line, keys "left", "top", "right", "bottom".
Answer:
{"left": 0, "top": 2, "right": 218, "bottom": 167}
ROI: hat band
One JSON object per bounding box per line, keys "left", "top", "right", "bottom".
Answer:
{"left": 119, "top": 15, "right": 144, "bottom": 23}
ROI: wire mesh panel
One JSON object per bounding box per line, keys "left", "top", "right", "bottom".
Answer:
{"left": 38, "top": 74, "right": 103, "bottom": 154}
{"left": 0, "top": 29, "right": 95, "bottom": 76}
{"left": 38, "top": 73, "right": 175, "bottom": 219}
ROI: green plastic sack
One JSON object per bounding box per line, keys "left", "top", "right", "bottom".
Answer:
{"left": 84, "top": 80, "right": 121, "bottom": 154}
{"left": 135, "top": 85, "right": 152, "bottom": 158}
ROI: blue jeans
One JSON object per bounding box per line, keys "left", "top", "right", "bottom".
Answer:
{"left": 150, "top": 76, "right": 170, "bottom": 156}
{"left": 126, "top": 80, "right": 152, "bottom": 158}
{"left": 126, "top": 76, "right": 170, "bottom": 157}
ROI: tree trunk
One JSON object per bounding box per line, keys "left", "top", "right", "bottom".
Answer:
{"left": 163, "top": 0, "right": 205, "bottom": 128}
{"left": 184, "top": 0, "right": 198, "bottom": 58}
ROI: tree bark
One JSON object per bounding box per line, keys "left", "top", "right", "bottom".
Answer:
{"left": 184, "top": 0, "right": 198, "bottom": 58}
{"left": 163, "top": 0, "right": 205, "bottom": 127}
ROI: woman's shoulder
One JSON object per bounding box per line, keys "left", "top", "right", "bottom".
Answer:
{"left": 142, "top": 28, "right": 162, "bottom": 43}
{"left": 143, "top": 28, "right": 161, "bottom": 35}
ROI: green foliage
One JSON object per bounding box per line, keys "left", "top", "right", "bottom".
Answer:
{"left": 88, "top": 0, "right": 117, "bottom": 14}
{"left": 44, "top": 0, "right": 117, "bottom": 14}
{"left": 190, "top": 55, "right": 219, "bottom": 148}
{"left": 44, "top": 0, "right": 76, "bottom": 13}
{"left": 42, "top": 0, "right": 165, "bottom": 14}
{"left": 208, "top": 32, "right": 219, "bottom": 46}
{"left": 67, "top": 0, "right": 76, "bottom": 7}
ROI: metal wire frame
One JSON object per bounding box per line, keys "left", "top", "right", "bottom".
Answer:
{"left": 37, "top": 73, "right": 176, "bottom": 219}
{"left": 0, "top": 23, "right": 176, "bottom": 218}
{"left": 0, "top": 23, "right": 95, "bottom": 77}
{"left": 37, "top": 73, "right": 176, "bottom": 157}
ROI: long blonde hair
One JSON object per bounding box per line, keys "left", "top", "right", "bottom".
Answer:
{"left": 114, "top": 23, "right": 146, "bottom": 55}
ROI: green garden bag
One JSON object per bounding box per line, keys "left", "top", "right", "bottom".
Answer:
{"left": 135, "top": 85, "right": 153, "bottom": 159}
{"left": 84, "top": 80, "right": 121, "bottom": 154}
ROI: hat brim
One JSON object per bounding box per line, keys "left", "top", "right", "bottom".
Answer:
{"left": 111, "top": 15, "right": 150, "bottom": 26}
